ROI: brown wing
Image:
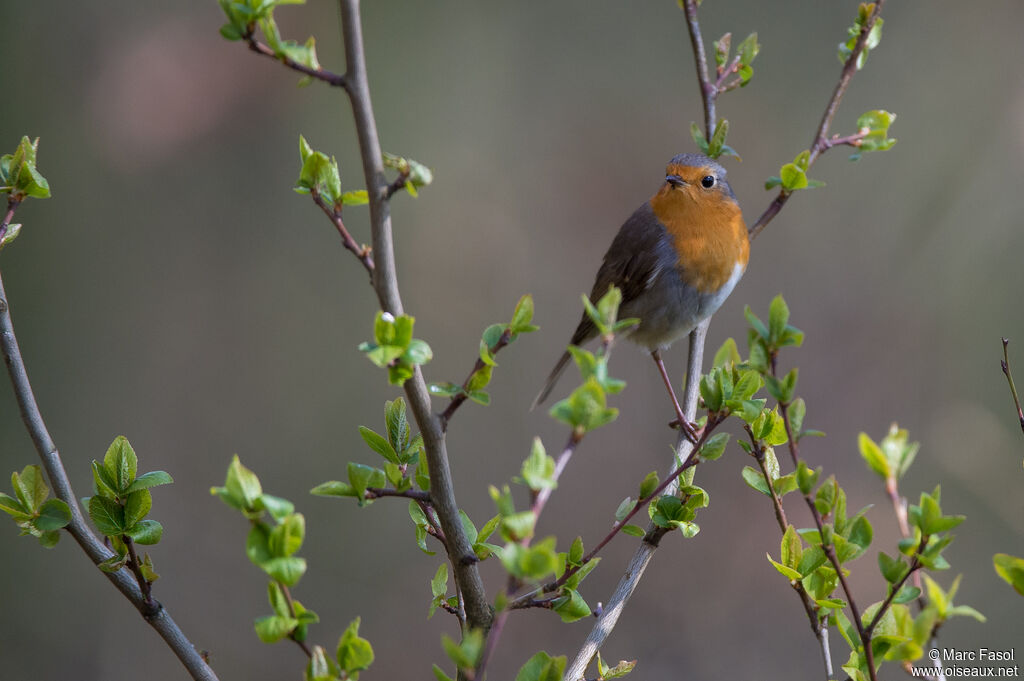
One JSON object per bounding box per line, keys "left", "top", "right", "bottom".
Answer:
{"left": 533, "top": 202, "right": 670, "bottom": 408}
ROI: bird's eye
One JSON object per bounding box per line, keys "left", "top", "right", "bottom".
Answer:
{"left": 701, "top": 175, "right": 716, "bottom": 189}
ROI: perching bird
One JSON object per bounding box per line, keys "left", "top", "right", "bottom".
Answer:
{"left": 533, "top": 152, "right": 749, "bottom": 440}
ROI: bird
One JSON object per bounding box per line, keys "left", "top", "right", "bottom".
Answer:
{"left": 533, "top": 152, "right": 749, "bottom": 441}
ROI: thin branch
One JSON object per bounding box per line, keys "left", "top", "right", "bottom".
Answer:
{"left": 0, "top": 269, "right": 218, "bottom": 681}
{"left": 746, "top": 425, "right": 833, "bottom": 679}
{"left": 439, "top": 327, "right": 513, "bottom": 429}
{"left": 1, "top": 197, "right": 21, "bottom": 243}
{"left": 1001, "top": 338, "right": 1024, "bottom": 435}
{"left": 365, "top": 486, "right": 430, "bottom": 502}
{"left": 683, "top": 0, "right": 716, "bottom": 135}
{"left": 337, "top": 0, "right": 492, "bottom": 633}
{"left": 279, "top": 582, "right": 314, "bottom": 658}
{"left": 310, "top": 189, "right": 375, "bottom": 275}
{"left": 514, "top": 414, "right": 719, "bottom": 611}
{"left": 748, "top": 0, "right": 886, "bottom": 241}
{"left": 244, "top": 34, "right": 348, "bottom": 89}
{"left": 124, "top": 535, "right": 157, "bottom": 615}
{"left": 865, "top": 544, "right": 923, "bottom": 636}
{"left": 564, "top": 321, "right": 710, "bottom": 681}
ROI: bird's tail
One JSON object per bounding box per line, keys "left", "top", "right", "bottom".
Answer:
{"left": 531, "top": 348, "right": 574, "bottom": 410}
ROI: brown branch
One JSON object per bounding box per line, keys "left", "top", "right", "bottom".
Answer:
{"left": 310, "top": 189, "right": 375, "bottom": 275}
{"left": 439, "top": 327, "right": 513, "bottom": 429}
{"left": 123, "top": 535, "right": 157, "bottom": 616}
{"left": 683, "top": 0, "right": 716, "bottom": 135}
{"left": 365, "top": 486, "right": 430, "bottom": 502}
{"left": 745, "top": 425, "right": 834, "bottom": 679}
{"left": 511, "top": 417, "right": 720, "bottom": 611}
{"left": 337, "top": 0, "right": 492, "bottom": 634}
{"left": 1001, "top": 338, "right": 1024, "bottom": 435}
{"left": 0, "top": 197, "right": 21, "bottom": 243}
{"left": 748, "top": 0, "right": 887, "bottom": 241}
{"left": 279, "top": 582, "right": 314, "bottom": 658}
{"left": 0, "top": 267, "right": 218, "bottom": 680}
{"left": 244, "top": 35, "right": 348, "bottom": 89}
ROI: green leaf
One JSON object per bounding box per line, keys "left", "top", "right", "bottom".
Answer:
{"left": 858, "top": 432, "right": 889, "bottom": 479}
{"left": 261, "top": 556, "right": 307, "bottom": 587}
{"left": 341, "top": 190, "right": 368, "bottom": 206}
{"left": 347, "top": 462, "right": 386, "bottom": 502}
{"left": 126, "top": 519, "right": 163, "bottom": 545}
{"left": 258, "top": 494, "right": 295, "bottom": 522}
{"left": 698, "top": 432, "right": 730, "bottom": 461}
{"left": 549, "top": 377, "right": 618, "bottom": 433}
{"left": 768, "top": 295, "right": 789, "bottom": 342}
{"left": 712, "top": 338, "right": 741, "bottom": 368}
{"left": 269, "top": 513, "right": 305, "bottom": 557}
{"left": 359, "top": 426, "right": 399, "bottom": 464}
{"left": 310, "top": 480, "right": 357, "bottom": 498}
{"left": 741, "top": 466, "right": 771, "bottom": 496}
{"left": 255, "top": 614, "right": 299, "bottom": 643}
{"left": 993, "top": 553, "right": 1024, "bottom": 596}
{"left": 124, "top": 471, "right": 173, "bottom": 494}
{"left": 522, "top": 438, "right": 556, "bottom": 492}
{"left": 34, "top": 499, "right": 71, "bottom": 531}
{"left": 510, "top": 294, "right": 537, "bottom": 333}
{"left": 781, "top": 525, "right": 803, "bottom": 569}
{"left": 638, "top": 471, "right": 659, "bottom": 500}
{"left": 441, "top": 629, "right": 483, "bottom": 672}
{"left": 0, "top": 492, "right": 29, "bottom": 519}
{"left": 690, "top": 122, "right": 709, "bottom": 155}
{"left": 123, "top": 489, "right": 152, "bottom": 529}
{"left": 432, "top": 665, "right": 455, "bottom": 681}
{"left": 103, "top": 436, "right": 138, "bottom": 492}
{"left": 88, "top": 495, "right": 125, "bottom": 536}
{"left": 224, "top": 455, "right": 263, "bottom": 510}
{"left": 429, "top": 382, "right": 463, "bottom": 398}
{"left": 621, "top": 524, "right": 645, "bottom": 537}
{"left": 514, "top": 651, "right": 566, "bottom": 681}
{"left": 553, "top": 587, "right": 591, "bottom": 622}
{"left": 767, "top": 552, "right": 803, "bottom": 581}
{"left": 707, "top": 119, "right": 729, "bottom": 159}
{"left": 11, "top": 465, "right": 46, "bottom": 513}
{"left": 878, "top": 552, "right": 909, "bottom": 584}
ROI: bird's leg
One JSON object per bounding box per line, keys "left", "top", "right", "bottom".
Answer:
{"left": 651, "top": 349, "right": 698, "bottom": 444}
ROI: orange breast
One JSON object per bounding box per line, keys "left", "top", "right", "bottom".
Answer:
{"left": 649, "top": 186, "right": 749, "bottom": 293}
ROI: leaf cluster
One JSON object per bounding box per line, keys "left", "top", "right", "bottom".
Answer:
{"left": 85, "top": 436, "right": 173, "bottom": 573}
{"left": 0, "top": 465, "right": 70, "bottom": 547}
{"left": 359, "top": 311, "right": 433, "bottom": 386}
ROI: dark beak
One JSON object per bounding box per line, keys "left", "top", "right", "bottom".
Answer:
{"left": 666, "top": 174, "right": 685, "bottom": 188}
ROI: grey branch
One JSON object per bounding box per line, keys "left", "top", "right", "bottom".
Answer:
{"left": 336, "top": 0, "right": 492, "bottom": 633}
{"left": 0, "top": 272, "right": 218, "bottom": 681}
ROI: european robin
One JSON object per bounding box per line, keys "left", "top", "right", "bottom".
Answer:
{"left": 533, "top": 153, "right": 749, "bottom": 441}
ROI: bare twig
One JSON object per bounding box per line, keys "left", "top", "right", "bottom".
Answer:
{"left": 0, "top": 269, "right": 218, "bottom": 681}
{"left": 365, "top": 487, "right": 430, "bottom": 502}
{"left": 746, "top": 425, "right": 834, "bottom": 679}
{"left": 310, "top": 189, "right": 375, "bottom": 275}
{"left": 1001, "top": 338, "right": 1024, "bottom": 435}
{"left": 244, "top": 34, "right": 348, "bottom": 89}
{"left": 748, "top": 0, "right": 886, "bottom": 241}
{"left": 337, "top": 0, "right": 492, "bottom": 634}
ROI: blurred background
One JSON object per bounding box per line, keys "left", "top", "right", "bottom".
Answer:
{"left": 1, "top": 1, "right": 1022, "bottom": 679}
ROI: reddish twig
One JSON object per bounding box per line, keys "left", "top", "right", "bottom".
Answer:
{"left": 1001, "top": 338, "right": 1024, "bottom": 435}
{"left": 244, "top": 35, "right": 348, "bottom": 89}
{"left": 310, "top": 189, "right": 375, "bottom": 275}
{"left": 439, "top": 328, "right": 513, "bottom": 429}
{"left": 748, "top": 0, "right": 887, "bottom": 241}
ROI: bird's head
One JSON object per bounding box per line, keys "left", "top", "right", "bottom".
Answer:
{"left": 659, "top": 153, "right": 736, "bottom": 204}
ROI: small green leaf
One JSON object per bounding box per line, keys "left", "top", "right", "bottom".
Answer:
{"left": 88, "top": 496, "right": 125, "bottom": 536}
{"left": 993, "top": 553, "right": 1024, "bottom": 596}
{"left": 126, "top": 519, "right": 163, "bottom": 545}
{"left": 767, "top": 552, "right": 803, "bottom": 581}
{"left": 514, "top": 650, "right": 566, "bottom": 681}
{"left": 359, "top": 426, "right": 399, "bottom": 464}
{"left": 124, "top": 471, "right": 173, "bottom": 494}
{"left": 255, "top": 614, "right": 299, "bottom": 643}
{"left": 698, "top": 432, "right": 730, "bottom": 461}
